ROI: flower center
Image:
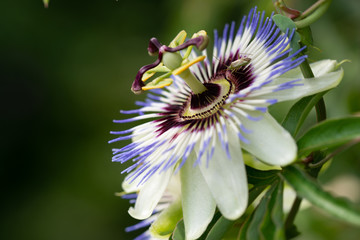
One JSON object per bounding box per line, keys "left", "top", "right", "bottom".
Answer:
{"left": 180, "top": 78, "right": 232, "bottom": 120}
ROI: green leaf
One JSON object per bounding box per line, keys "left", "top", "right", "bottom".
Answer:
{"left": 272, "top": 14, "right": 301, "bottom": 55}
{"left": 297, "top": 117, "right": 360, "bottom": 156}
{"left": 246, "top": 166, "right": 280, "bottom": 185}
{"left": 281, "top": 165, "right": 360, "bottom": 226}
{"left": 172, "top": 220, "right": 186, "bottom": 240}
{"left": 238, "top": 211, "right": 253, "bottom": 240}
{"left": 281, "top": 92, "right": 327, "bottom": 137}
{"left": 248, "top": 185, "right": 268, "bottom": 204}
{"left": 238, "top": 181, "right": 285, "bottom": 240}
{"left": 205, "top": 216, "right": 234, "bottom": 240}
{"left": 259, "top": 181, "right": 285, "bottom": 240}
{"left": 205, "top": 184, "right": 269, "bottom": 240}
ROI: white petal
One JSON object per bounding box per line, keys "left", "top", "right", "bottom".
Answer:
{"left": 241, "top": 112, "right": 297, "bottom": 166}
{"left": 254, "top": 68, "right": 343, "bottom": 102}
{"left": 166, "top": 173, "right": 182, "bottom": 199}
{"left": 279, "top": 59, "right": 338, "bottom": 79}
{"left": 180, "top": 152, "right": 216, "bottom": 240}
{"left": 308, "top": 59, "right": 338, "bottom": 77}
{"left": 122, "top": 176, "right": 141, "bottom": 193}
{"left": 198, "top": 129, "right": 248, "bottom": 220}
{"left": 128, "top": 169, "right": 173, "bottom": 220}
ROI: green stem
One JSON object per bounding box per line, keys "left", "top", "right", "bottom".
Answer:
{"left": 285, "top": 196, "right": 302, "bottom": 233}
{"left": 299, "top": 58, "right": 314, "bottom": 78}
{"left": 299, "top": 58, "right": 327, "bottom": 122}
{"left": 309, "top": 138, "right": 360, "bottom": 168}
{"left": 295, "top": 0, "right": 332, "bottom": 29}
{"left": 314, "top": 98, "right": 326, "bottom": 122}
{"left": 297, "top": 0, "right": 326, "bottom": 20}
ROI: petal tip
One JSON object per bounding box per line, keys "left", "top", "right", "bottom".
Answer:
{"left": 128, "top": 206, "right": 152, "bottom": 220}
{"left": 221, "top": 199, "right": 248, "bottom": 220}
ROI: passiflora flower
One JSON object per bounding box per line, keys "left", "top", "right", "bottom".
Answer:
{"left": 110, "top": 7, "right": 343, "bottom": 240}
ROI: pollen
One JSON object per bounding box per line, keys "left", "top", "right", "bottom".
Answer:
{"left": 173, "top": 55, "right": 206, "bottom": 76}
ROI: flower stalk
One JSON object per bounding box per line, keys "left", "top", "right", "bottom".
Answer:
{"left": 285, "top": 196, "right": 302, "bottom": 236}
{"left": 294, "top": 0, "right": 332, "bottom": 29}
{"left": 299, "top": 58, "right": 327, "bottom": 122}
{"left": 308, "top": 138, "right": 360, "bottom": 168}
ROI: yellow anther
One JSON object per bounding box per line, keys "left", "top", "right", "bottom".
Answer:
{"left": 141, "top": 64, "right": 170, "bottom": 82}
{"left": 142, "top": 72, "right": 155, "bottom": 81}
{"left": 192, "top": 30, "right": 207, "bottom": 38}
{"left": 173, "top": 55, "right": 206, "bottom": 75}
{"left": 114, "top": 192, "right": 127, "bottom": 197}
{"left": 142, "top": 78, "right": 173, "bottom": 90}
{"left": 169, "top": 30, "right": 187, "bottom": 48}
{"left": 182, "top": 31, "right": 208, "bottom": 60}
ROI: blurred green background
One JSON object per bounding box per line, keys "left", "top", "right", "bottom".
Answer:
{"left": 1, "top": 0, "right": 359, "bottom": 239}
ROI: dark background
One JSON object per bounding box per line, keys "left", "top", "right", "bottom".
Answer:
{"left": 1, "top": 0, "right": 359, "bottom": 239}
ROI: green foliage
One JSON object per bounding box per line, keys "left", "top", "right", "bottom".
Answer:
{"left": 238, "top": 181, "right": 285, "bottom": 240}
{"left": 205, "top": 217, "right": 234, "bottom": 240}
{"left": 297, "top": 117, "right": 360, "bottom": 156}
{"left": 246, "top": 166, "right": 280, "bottom": 185}
{"left": 259, "top": 181, "right": 285, "bottom": 240}
{"left": 272, "top": 14, "right": 315, "bottom": 54}
{"left": 172, "top": 220, "right": 186, "bottom": 240}
{"left": 281, "top": 165, "right": 360, "bottom": 226}
{"left": 281, "top": 92, "right": 327, "bottom": 137}
{"left": 197, "top": 168, "right": 279, "bottom": 240}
